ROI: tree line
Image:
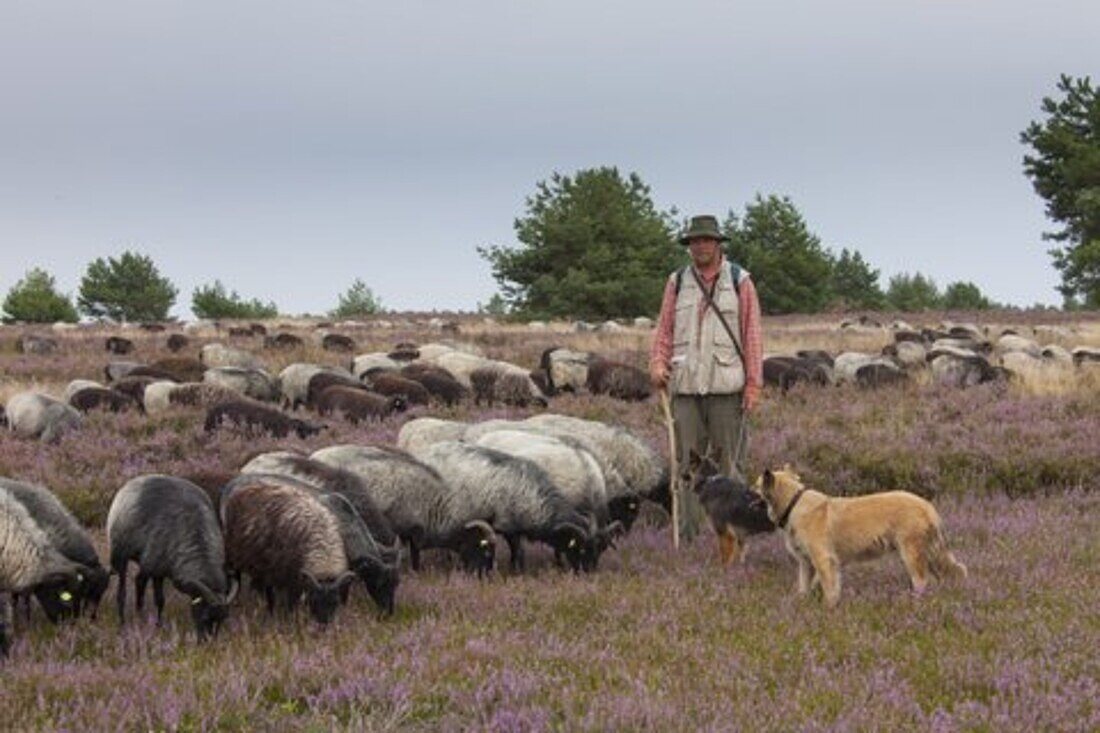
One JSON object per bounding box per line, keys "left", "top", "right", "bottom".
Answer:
{"left": 1, "top": 253, "right": 383, "bottom": 324}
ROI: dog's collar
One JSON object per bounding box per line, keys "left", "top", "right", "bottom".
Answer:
{"left": 776, "top": 488, "right": 807, "bottom": 529}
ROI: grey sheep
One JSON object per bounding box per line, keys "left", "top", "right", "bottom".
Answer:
{"left": 409, "top": 441, "right": 597, "bottom": 573}
{"left": 106, "top": 475, "right": 234, "bottom": 638}
{"left": 203, "top": 366, "right": 281, "bottom": 402}
{"left": 1, "top": 477, "right": 109, "bottom": 620}
{"left": 396, "top": 417, "right": 468, "bottom": 455}
{"left": 220, "top": 475, "right": 355, "bottom": 624}
{"left": 0, "top": 489, "right": 83, "bottom": 656}
{"left": 5, "top": 392, "right": 82, "bottom": 443}
{"left": 310, "top": 444, "right": 496, "bottom": 574}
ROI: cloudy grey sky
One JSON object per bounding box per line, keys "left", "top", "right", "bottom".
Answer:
{"left": 1, "top": 1, "right": 1096, "bottom": 317}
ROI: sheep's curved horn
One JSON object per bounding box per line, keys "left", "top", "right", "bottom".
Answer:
{"left": 463, "top": 519, "right": 495, "bottom": 537}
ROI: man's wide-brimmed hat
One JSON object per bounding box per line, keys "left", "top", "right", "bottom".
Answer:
{"left": 678, "top": 215, "right": 729, "bottom": 245}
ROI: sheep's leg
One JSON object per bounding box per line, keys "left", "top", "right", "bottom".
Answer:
{"left": 339, "top": 583, "right": 351, "bottom": 606}
{"left": 409, "top": 541, "right": 422, "bottom": 572}
{"left": 505, "top": 534, "right": 524, "bottom": 573}
{"left": 134, "top": 572, "right": 149, "bottom": 613}
{"left": 115, "top": 564, "right": 128, "bottom": 625}
{"left": 152, "top": 578, "right": 166, "bottom": 625}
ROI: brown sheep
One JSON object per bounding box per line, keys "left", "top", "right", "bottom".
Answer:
{"left": 168, "top": 383, "right": 238, "bottom": 408}
{"left": 204, "top": 399, "right": 323, "bottom": 439}
{"left": 148, "top": 357, "right": 206, "bottom": 383}
{"left": 400, "top": 363, "right": 468, "bottom": 405}
{"left": 166, "top": 334, "right": 189, "bottom": 352}
{"left": 264, "top": 333, "right": 304, "bottom": 349}
{"left": 586, "top": 358, "right": 652, "bottom": 401}
{"left": 110, "top": 376, "right": 159, "bottom": 403}
{"left": 105, "top": 336, "right": 134, "bottom": 355}
{"left": 306, "top": 372, "right": 367, "bottom": 410}
{"left": 69, "top": 387, "right": 138, "bottom": 413}
{"left": 322, "top": 334, "right": 356, "bottom": 352}
{"left": 314, "top": 386, "right": 407, "bottom": 424}
{"left": 363, "top": 372, "right": 430, "bottom": 406}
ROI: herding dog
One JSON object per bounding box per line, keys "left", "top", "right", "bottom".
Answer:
{"left": 754, "top": 467, "right": 967, "bottom": 607}
{"left": 687, "top": 451, "right": 775, "bottom": 566}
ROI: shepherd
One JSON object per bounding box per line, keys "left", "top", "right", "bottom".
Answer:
{"left": 650, "top": 215, "right": 764, "bottom": 544}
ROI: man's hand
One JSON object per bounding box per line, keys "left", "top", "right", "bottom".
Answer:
{"left": 742, "top": 385, "right": 760, "bottom": 414}
{"left": 650, "top": 363, "right": 670, "bottom": 391}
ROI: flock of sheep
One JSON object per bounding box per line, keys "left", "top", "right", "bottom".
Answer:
{"left": 764, "top": 320, "right": 1100, "bottom": 391}
{"left": 0, "top": 408, "right": 668, "bottom": 655}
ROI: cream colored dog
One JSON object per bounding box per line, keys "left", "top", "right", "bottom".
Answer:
{"left": 755, "top": 467, "right": 967, "bottom": 607}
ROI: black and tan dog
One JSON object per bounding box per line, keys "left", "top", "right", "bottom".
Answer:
{"left": 754, "top": 466, "right": 967, "bottom": 607}
{"left": 687, "top": 451, "right": 775, "bottom": 566}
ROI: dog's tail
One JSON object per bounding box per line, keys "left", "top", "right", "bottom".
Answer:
{"left": 926, "top": 523, "right": 968, "bottom": 581}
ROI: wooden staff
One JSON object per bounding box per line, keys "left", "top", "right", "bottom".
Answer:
{"left": 659, "top": 388, "right": 680, "bottom": 550}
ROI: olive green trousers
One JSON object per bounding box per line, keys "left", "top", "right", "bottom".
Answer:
{"left": 672, "top": 393, "right": 749, "bottom": 541}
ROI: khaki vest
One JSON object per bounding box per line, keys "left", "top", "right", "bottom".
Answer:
{"left": 670, "top": 263, "right": 745, "bottom": 396}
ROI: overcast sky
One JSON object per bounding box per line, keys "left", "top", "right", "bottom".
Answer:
{"left": 1, "top": 1, "right": 1097, "bottom": 317}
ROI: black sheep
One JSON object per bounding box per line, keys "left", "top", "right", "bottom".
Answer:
{"left": 204, "top": 400, "right": 323, "bottom": 439}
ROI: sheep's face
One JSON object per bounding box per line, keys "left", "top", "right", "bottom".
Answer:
{"left": 551, "top": 526, "right": 594, "bottom": 573}
{"left": 304, "top": 572, "right": 356, "bottom": 625}
{"left": 459, "top": 535, "right": 496, "bottom": 577}
{"left": 607, "top": 496, "right": 641, "bottom": 532}
{"left": 190, "top": 597, "right": 229, "bottom": 639}
{"left": 361, "top": 564, "right": 399, "bottom": 617}
{"left": 33, "top": 575, "right": 81, "bottom": 623}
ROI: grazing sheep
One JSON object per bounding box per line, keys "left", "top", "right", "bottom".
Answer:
{"left": 239, "top": 453, "right": 400, "bottom": 614}
{"left": 5, "top": 392, "right": 82, "bottom": 443}
{"left": 104, "top": 360, "right": 145, "bottom": 382}
{"left": 856, "top": 362, "right": 908, "bottom": 388}
{"left": 930, "top": 354, "right": 1006, "bottom": 388}
{"left": 142, "top": 381, "right": 236, "bottom": 415}
{"left": 930, "top": 338, "right": 993, "bottom": 356}
{"left": 586, "top": 357, "right": 652, "bottom": 401}
{"left": 204, "top": 399, "right": 324, "bottom": 439}
{"left": 64, "top": 379, "right": 105, "bottom": 401}
{"left": 473, "top": 430, "right": 613, "bottom": 529}
{"left": 833, "top": 352, "right": 898, "bottom": 385}
{"left": 311, "top": 444, "right": 497, "bottom": 574}
{"left": 523, "top": 414, "right": 667, "bottom": 530}
{"left": 220, "top": 476, "right": 355, "bottom": 623}
{"left": 16, "top": 335, "right": 59, "bottom": 355}
{"left": 362, "top": 372, "right": 430, "bottom": 406}
{"left": 470, "top": 366, "right": 547, "bottom": 408}
{"left": 0, "top": 489, "right": 83, "bottom": 654}
{"left": 1072, "top": 347, "right": 1100, "bottom": 366}
{"left": 166, "top": 334, "right": 189, "bottom": 352}
{"left": 411, "top": 442, "right": 597, "bottom": 572}
{"left": 278, "top": 363, "right": 353, "bottom": 411}
{"left": 882, "top": 341, "right": 927, "bottom": 370}
{"left": 314, "top": 386, "right": 407, "bottom": 423}
{"left": 264, "top": 333, "right": 304, "bottom": 350}
{"left": 351, "top": 353, "right": 402, "bottom": 379}
{"left": 105, "top": 336, "right": 134, "bottom": 355}
{"left": 428, "top": 350, "right": 488, "bottom": 388}
{"left": 111, "top": 375, "right": 159, "bottom": 404}
{"left": 203, "top": 367, "right": 281, "bottom": 403}
{"left": 305, "top": 371, "right": 367, "bottom": 410}
{"left": 69, "top": 386, "right": 138, "bottom": 413}
{"left": 1, "top": 478, "right": 108, "bottom": 620}
{"left": 1041, "top": 345, "right": 1073, "bottom": 364}
{"left": 107, "top": 475, "right": 233, "bottom": 637}
{"left": 146, "top": 357, "right": 207, "bottom": 383}
{"left": 400, "top": 363, "right": 469, "bottom": 405}
{"left": 321, "top": 333, "right": 356, "bottom": 353}
{"left": 795, "top": 350, "right": 835, "bottom": 368}
{"left": 201, "top": 343, "right": 260, "bottom": 370}
{"left": 763, "top": 357, "right": 830, "bottom": 392}
{"left": 396, "top": 417, "right": 469, "bottom": 455}
{"left": 997, "top": 334, "right": 1042, "bottom": 358}
{"left": 539, "top": 347, "right": 590, "bottom": 394}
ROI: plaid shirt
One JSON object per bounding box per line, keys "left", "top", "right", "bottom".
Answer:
{"left": 649, "top": 258, "right": 763, "bottom": 406}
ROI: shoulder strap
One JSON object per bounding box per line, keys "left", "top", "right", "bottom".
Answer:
{"left": 675, "top": 262, "right": 742, "bottom": 297}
